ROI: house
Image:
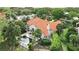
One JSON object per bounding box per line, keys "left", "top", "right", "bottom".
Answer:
{"left": 19, "top": 17, "right": 61, "bottom": 48}
{"left": 27, "top": 17, "right": 61, "bottom": 39}
{"left": 16, "top": 14, "right": 36, "bottom": 21}
{"left": 0, "top": 12, "right": 6, "bottom": 19}
{"left": 20, "top": 32, "right": 32, "bottom": 48}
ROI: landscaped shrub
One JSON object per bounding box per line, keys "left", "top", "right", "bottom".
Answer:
{"left": 40, "top": 39, "right": 51, "bottom": 46}
{"left": 28, "top": 43, "right": 34, "bottom": 51}
{"left": 32, "top": 29, "right": 42, "bottom": 38}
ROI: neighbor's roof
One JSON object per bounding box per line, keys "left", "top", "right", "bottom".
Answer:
{"left": 27, "top": 17, "right": 61, "bottom": 36}
{"left": 0, "top": 12, "right": 5, "bottom": 17}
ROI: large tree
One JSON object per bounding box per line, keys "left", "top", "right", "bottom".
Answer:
{"left": 32, "top": 29, "right": 42, "bottom": 38}
{"left": 56, "top": 23, "right": 63, "bottom": 36}
{"left": 33, "top": 8, "right": 52, "bottom": 20}
{"left": 51, "top": 9, "right": 64, "bottom": 20}
{"left": 15, "top": 20, "right": 27, "bottom": 34}
{"left": 2, "top": 21, "right": 21, "bottom": 50}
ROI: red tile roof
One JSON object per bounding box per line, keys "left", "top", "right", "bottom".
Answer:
{"left": 27, "top": 17, "right": 61, "bottom": 36}
{"left": 50, "top": 20, "right": 61, "bottom": 31}
{"left": 0, "top": 12, "right": 5, "bottom": 18}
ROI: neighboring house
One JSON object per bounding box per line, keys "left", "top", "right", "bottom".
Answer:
{"left": 27, "top": 17, "right": 61, "bottom": 39}
{"left": 16, "top": 15, "right": 28, "bottom": 20}
{"left": 20, "top": 36, "right": 29, "bottom": 48}
{"left": 0, "top": 12, "right": 6, "bottom": 19}
{"left": 16, "top": 14, "right": 36, "bottom": 21}
{"left": 20, "top": 32, "right": 32, "bottom": 48}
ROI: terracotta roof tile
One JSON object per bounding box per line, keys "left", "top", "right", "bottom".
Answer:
{"left": 27, "top": 17, "right": 61, "bottom": 36}
{"left": 50, "top": 20, "right": 61, "bottom": 31}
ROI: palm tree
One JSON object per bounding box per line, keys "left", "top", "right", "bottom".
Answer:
{"left": 56, "top": 23, "right": 68, "bottom": 50}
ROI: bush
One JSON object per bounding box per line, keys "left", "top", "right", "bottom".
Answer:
{"left": 72, "top": 20, "right": 79, "bottom": 27}
{"left": 56, "top": 23, "right": 63, "bottom": 36}
{"left": 67, "top": 43, "right": 77, "bottom": 51}
{"left": 40, "top": 39, "right": 51, "bottom": 46}
{"left": 65, "top": 27, "right": 78, "bottom": 41}
{"left": 28, "top": 43, "right": 34, "bottom": 51}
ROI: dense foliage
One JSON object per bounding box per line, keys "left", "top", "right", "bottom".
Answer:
{"left": 15, "top": 20, "right": 27, "bottom": 34}
{"left": 40, "top": 39, "right": 51, "bottom": 46}
{"left": 2, "top": 21, "right": 21, "bottom": 50}
{"left": 0, "top": 7, "right": 79, "bottom": 51}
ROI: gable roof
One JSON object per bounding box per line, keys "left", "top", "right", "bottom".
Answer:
{"left": 27, "top": 17, "right": 61, "bottom": 36}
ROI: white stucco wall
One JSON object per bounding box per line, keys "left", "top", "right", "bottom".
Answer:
{"left": 16, "top": 14, "right": 36, "bottom": 20}
{"left": 41, "top": 33, "right": 45, "bottom": 39}
{"left": 47, "top": 24, "right": 52, "bottom": 39}
{"left": 20, "top": 38, "right": 30, "bottom": 48}
{"left": 20, "top": 32, "right": 33, "bottom": 48}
